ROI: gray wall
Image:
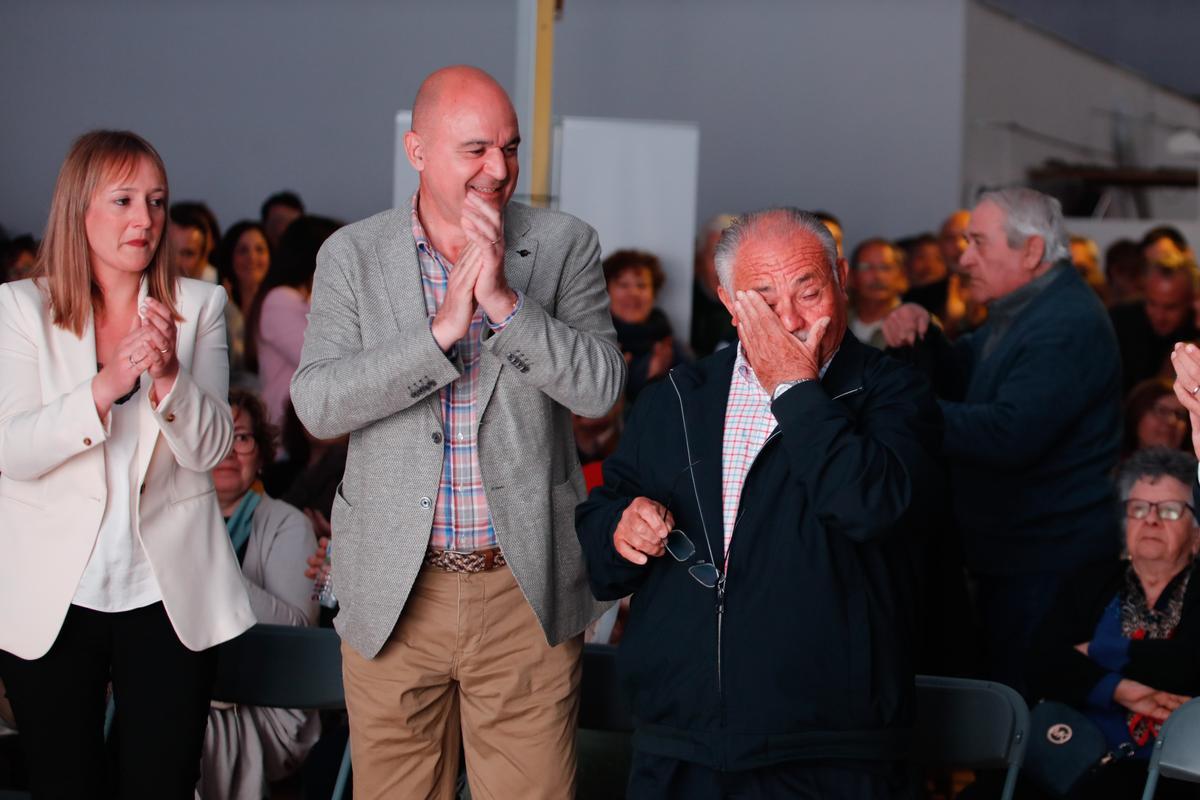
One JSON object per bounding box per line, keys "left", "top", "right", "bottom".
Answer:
{"left": 963, "top": 1, "right": 1200, "bottom": 220}
{"left": 3, "top": 0, "right": 967, "bottom": 250}
{"left": 553, "top": 0, "right": 968, "bottom": 248}
{"left": 985, "top": 0, "right": 1200, "bottom": 99}
{"left": 0, "top": 0, "right": 515, "bottom": 238}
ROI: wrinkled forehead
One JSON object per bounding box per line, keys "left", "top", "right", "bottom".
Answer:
{"left": 734, "top": 233, "right": 833, "bottom": 286}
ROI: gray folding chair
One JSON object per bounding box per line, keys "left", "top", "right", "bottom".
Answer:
{"left": 211, "top": 624, "right": 350, "bottom": 800}
{"left": 913, "top": 675, "right": 1029, "bottom": 800}
{"left": 1141, "top": 695, "right": 1200, "bottom": 799}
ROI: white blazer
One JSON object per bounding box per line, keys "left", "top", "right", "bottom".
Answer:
{"left": 0, "top": 277, "right": 254, "bottom": 659}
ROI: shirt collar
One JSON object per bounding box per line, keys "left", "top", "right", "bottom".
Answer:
{"left": 732, "top": 342, "right": 837, "bottom": 395}
{"left": 410, "top": 191, "right": 436, "bottom": 259}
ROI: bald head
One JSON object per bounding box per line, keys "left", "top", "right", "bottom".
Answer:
{"left": 412, "top": 65, "right": 515, "bottom": 138}
{"left": 403, "top": 65, "right": 521, "bottom": 250}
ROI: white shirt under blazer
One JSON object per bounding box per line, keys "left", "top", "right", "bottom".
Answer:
{"left": 0, "top": 276, "right": 254, "bottom": 659}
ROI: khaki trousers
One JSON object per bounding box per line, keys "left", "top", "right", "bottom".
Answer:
{"left": 342, "top": 564, "right": 582, "bottom": 800}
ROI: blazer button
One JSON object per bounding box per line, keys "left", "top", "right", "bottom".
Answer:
{"left": 432, "top": 432, "right": 443, "bottom": 444}
{"left": 419, "top": 497, "right": 432, "bottom": 509}
{"left": 164, "top": 412, "right": 177, "bottom": 423}
{"left": 83, "top": 437, "right": 92, "bottom": 446}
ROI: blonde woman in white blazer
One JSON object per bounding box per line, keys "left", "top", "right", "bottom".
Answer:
{"left": 0, "top": 130, "right": 254, "bottom": 798}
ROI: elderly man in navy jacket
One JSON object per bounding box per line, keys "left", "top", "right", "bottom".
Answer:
{"left": 883, "top": 187, "right": 1122, "bottom": 697}
{"left": 576, "top": 208, "right": 943, "bottom": 799}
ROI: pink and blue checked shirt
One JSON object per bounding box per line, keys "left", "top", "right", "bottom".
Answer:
{"left": 720, "top": 346, "right": 778, "bottom": 564}
{"left": 411, "top": 196, "right": 521, "bottom": 553}
{"left": 721, "top": 345, "right": 831, "bottom": 568}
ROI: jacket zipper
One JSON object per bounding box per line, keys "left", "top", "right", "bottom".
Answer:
{"left": 716, "top": 427, "right": 782, "bottom": 737}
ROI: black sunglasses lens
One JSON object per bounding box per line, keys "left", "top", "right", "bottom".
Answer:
{"left": 689, "top": 563, "right": 721, "bottom": 588}
{"left": 665, "top": 529, "right": 695, "bottom": 561}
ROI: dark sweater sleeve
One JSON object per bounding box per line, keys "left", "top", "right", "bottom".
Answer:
{"left": 940, "top": 314, "right": 1114, "bottom": 470}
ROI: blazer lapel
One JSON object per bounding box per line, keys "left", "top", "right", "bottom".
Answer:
{"left": 134, "top": 280, "right": 160, "bottom": 484}
{"left": 476, "top": 207, "right": 536, "bottom": 421}
{"left": 378, "top": 201, "right": 442, "bottom": 428}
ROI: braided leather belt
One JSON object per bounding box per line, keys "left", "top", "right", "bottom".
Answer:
{"left": 424, "top": 547, "right": 507, "bottom": 573}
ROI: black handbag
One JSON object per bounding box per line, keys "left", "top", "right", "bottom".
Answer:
{"left": 1024, "top": 700, "right": 1136, "bottom": 797}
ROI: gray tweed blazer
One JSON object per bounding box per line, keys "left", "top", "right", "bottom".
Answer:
{"left": 291, "top": 200, "right": 624, "bottom": 657}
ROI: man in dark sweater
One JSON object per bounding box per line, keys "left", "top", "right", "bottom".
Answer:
{"left": 578, "top": 208, "right": 943, "bottom": 798}
{"left": 1109, "top": 261, "right": 1197, "bottom": 394}
{"left": 883, "top": 188, "right": 1122, "bottom": 697}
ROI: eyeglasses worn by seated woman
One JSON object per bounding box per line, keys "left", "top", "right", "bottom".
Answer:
{"left": 1124, "top": 499, "right": 1195, "bottom": 522}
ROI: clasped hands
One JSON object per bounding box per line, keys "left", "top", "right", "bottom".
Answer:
{"left": 93, "top": 296, "right": 180, "bottom": 415}
{"left": 430, "top": 193, "right": 517, "bottom": 352}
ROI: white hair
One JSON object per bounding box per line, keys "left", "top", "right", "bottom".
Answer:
{"left": 978, "top": 188, "right": 1069, "bottom": 265}
{"left": 713, "top": 208, "right": 840, "bottom": 294}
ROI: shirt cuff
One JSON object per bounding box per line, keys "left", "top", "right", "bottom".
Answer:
{"left": 485, "top": 291, "right": 524, "bottom": 332}
{"left": 1086, "top": 671, "right": 1123, "bottom": 711}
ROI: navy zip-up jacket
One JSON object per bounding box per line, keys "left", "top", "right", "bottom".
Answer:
{"left": 575, "top": 334, "right": 943, "bottom": 771}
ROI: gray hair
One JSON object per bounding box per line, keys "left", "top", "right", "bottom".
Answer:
{"left": 977, "top": 188, "right": 1069, "bottom": 265}
{"left": 1116, "top": 447, "right": 1200, "bottom": 538}
{"left": 713, "top": 208, "right": 840, "bottom": 294}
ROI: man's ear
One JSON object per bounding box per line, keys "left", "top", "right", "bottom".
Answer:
{"left": 717, "top": 285, "right": 738, "bottom": 326}
{"left": 403, "top": 130, "right": 425, "bottom": 172}
{"left": 836, "top": 257, "right": 850, "bottom": 298}
{"left": 1023, "top": 235, "right": 1047, "bottom": 270}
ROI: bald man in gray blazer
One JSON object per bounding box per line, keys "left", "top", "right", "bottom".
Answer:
{"left": 290, "top": 65, "right": 623, "bottom": 799}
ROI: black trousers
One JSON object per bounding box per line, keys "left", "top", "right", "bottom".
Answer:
{"left": 626, "top": 752, "right": 915, "bottom": 800}
{"left": 0, "top": 602, "right": 216, "bottom": 799}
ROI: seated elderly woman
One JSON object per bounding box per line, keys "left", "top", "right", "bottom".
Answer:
{"left": 603, "top": 248, "right": 687, "bottom": 405}
{"left": 1027, "top": 447, "right": 1200, "bottom": 799}
{"left": 197, "top": 389, "right": 320, "bottom": 800}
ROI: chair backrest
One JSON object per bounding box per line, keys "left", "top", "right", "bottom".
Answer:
{"left": 914, "top": 675, "right": 1029, "bottom": 800}
{"left": 211, "top": 624, "right": 345, "bottom": 710}
{"left": 1147, "top": 695, "right": 1200, "bottom": 785}
{"left": 580, "top": 643, "right": 633, "bottom": 732}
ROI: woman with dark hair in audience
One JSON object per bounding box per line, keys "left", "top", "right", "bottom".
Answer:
{"left": 0, "top": 129, "right": 253, "bottom": 796}
{"left": 603, "top": 248, "right": 687, "bottom": 406}
{"left": 198, "top": 389, "right": 320, "bottom": 799}
{"left": 245, "top": 215, "right": 341, "bottom": 427}
{"left": 213, "top": 220, "right": 270, "bottom": 379}
{"left": 1122, "top": 378, "right": 1191, "bottom": 460}
{"left": 1027, "top": 447, "right": 1200, "bottom": 799}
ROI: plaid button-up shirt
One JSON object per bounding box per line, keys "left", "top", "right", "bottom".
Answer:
{"left": 721, "top": 344, "right": 832, "bottom": 569}
{"left": 411, "top": 195, "right": 521, "bottom": 553}
{"left": 720, "top": 346, "right": 778, "bottom": 565}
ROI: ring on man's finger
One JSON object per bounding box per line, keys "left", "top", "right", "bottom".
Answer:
{"left": 158, "top": 347, "right": 169, "bottom": 354}
{"left": 1191, "top": 384, "right": 1200, "bottom": 396}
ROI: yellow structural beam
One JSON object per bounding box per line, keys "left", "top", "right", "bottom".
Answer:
{"left": 528, "top": 0, "right": 556, "bottom": 208}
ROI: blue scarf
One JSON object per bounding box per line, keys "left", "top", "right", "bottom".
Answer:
{"left": 225, "top": 490, "right": 262, "bottom": 565}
